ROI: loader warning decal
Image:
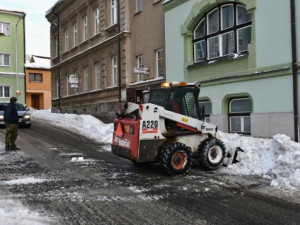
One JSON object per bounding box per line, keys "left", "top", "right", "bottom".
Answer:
{"left": 142, "top": 120, "right": 158, "bottom": 133}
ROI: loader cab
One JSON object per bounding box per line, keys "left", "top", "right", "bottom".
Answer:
{"left": 149, "top": 82, "right": 205, "bottom": 121}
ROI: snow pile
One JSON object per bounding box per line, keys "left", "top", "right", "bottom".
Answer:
{"left": 25, "top": 56, "right": 51, "bottom": 70}
{"left": 30, "top": 110, "right": 113, "bottom": 144}
{"left": 219, "top": 132, "right": 300, "bottom": 190}
{"left": 2, "top": 178, "right": 47, "bottom": 186}
{"left": 0, "top": 198, "right": 54, "bottom": 225}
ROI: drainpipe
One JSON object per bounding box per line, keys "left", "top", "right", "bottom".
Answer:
{"left": 23, "top": 14, "right": 26, "bottom": 105}
{"left": 15, "top": 16, "right": 21, "bottom": 100}
{"left": 118, "top": 0, "right": 122, "bottom": 102}
{"left": 291, "top": 0, "right": 298, "bottom": 142}
{"left": 53, "top": 7, "right": 61, "bottom": 113}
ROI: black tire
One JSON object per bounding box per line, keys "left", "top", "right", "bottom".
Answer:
{"left": 160, "top": 142, "right": 192, "bottom": 175}
{"left": 197, "top": 138, "right": 225, "bottom": 170}
{"left": 27, "top": 124, "right": 31, "bottom": 128}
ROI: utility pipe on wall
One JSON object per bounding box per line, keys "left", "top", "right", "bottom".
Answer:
{"left": 291, "top": 0, "right": 298, "bottom": 142}
{"left": 15, "top": 16, "right": 21, "bottom": 100}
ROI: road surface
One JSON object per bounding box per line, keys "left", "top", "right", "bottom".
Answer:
{"left": 0, "top": 121, "right": 299, "bottom": 225}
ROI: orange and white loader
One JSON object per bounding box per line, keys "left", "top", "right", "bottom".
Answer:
{"left": 112, "top": 82, "right": 239, "bottom": 175}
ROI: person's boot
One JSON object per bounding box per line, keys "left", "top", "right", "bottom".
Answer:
{"left": 11, "top": 145, "right": 20, "bottom": 151}
{"left": 5, "top": 145, "right": 11, "bottom": 151}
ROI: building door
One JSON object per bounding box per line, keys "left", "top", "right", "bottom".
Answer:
{"left": 31, "top": 94, "right": 40, "bottom": 109}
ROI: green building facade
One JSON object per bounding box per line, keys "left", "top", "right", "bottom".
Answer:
{"left": 0, "top": 9, "right": 26, "bottom": 104}
{"left": 164, "top": 0, "right": 300, "bottom": 139}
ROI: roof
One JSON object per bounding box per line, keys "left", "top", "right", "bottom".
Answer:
{"left": 0, "top": 8, "right": 26, "bottom": 16}
{"left": 45, "top": 0, "right": 63, "bottom": 17}
{"left": 25, "top": 55, "right": 51, "bottom": 70}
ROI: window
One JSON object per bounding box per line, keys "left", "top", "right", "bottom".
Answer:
{"left": 29, "top": 73, "right": 42, "bottom": 82}
{"left": 83, "top": 16, "right": 88, "bottom": 41}
{"left": 56, "top": 77, "right": 59, "bottom": 98}
{"left": 199, "top": 100, "right": 212, "bottom": 123}
{"left": 0, "top": 22, "right": 11, "bottom": 36}
{"left": 65, "top": 75, "right": 69, "bottom": 96}
{"left": 0, "top": 86, "right": 10, "bottom": 98}
{"left": 229, "top": 98, "right": 252, "bottom": 134}
{"left": 84, "top": 67, "right": 89, "bottom": 92}
{"left": 64, "top": 29, "right": 69, "bottom": 52}
{"left": 193, "top": 3, "right": 252, "bottom": 63}
{"left": 137, "top": 55, "right": 143, "bottom": 81}
{"left": 111, "top": 0, "right": 118, "bottom": 25}
{"left": 156, "top": 48, "right": 165, "bottom": 77}
{"left": 0, "top": 53, "right": 10, "bottom": 66}
{"left": 95, "top": 63, "right": 101, "bottom": 89}
{"left": 112, "top": 56, "right": 118, "bottom": 86}
{"left": 136, "top": 0, "right": 142, "bottom": 12}
{"left": 55, "top": 36, "right": 58, "bottom": 57}
{"left": 94, "top": 8, "right": 100, "bottom": 34}
{"left": 73, "top": 23, "right": 78, "bottom": 47}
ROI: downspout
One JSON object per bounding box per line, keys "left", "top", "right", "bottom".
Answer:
{"left": 15, "top": 16, "right": 21, "bottom": 100}
{"left": 291, "top": 0, "right": 298, "bottom": 142}
{"left": 23, "top": 14, "right": 26, "bottom": 105}
{"left": 53, "top": 7, "right": 61, "bottom": 113}
{"left": 118, "top": 0, "right": 122, "bottom": 102}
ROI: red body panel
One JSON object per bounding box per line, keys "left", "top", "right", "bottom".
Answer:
{"left": 112, "top": 118, "right": 140, "bottom": 160}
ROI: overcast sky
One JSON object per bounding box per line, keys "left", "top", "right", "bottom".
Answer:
{"left": 0, "top": 0, "right": 58, "bottom": 57}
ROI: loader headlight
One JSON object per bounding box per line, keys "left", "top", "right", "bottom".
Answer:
{"left": 0, "top": 115, "right": 3, "bottom": 120}
{"left": 24, "top": 114, "right": 31, "bottom": 119}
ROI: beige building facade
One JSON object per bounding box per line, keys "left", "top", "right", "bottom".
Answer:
{"left": 46, "top": 0, "right": 165, "bottom": 122}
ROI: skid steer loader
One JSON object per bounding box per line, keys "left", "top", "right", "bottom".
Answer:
{"left": 112, "top": 82, "right": 238, "bottom": 175}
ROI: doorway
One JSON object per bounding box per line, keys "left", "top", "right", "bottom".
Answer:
{"left": 31, "top": 94, "right": 40, "bottom": 109}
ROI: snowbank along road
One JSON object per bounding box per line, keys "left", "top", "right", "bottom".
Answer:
{"left": 0, "top": 121, "right": 300, "bottom": 225}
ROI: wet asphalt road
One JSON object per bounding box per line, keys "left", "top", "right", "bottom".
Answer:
{"left": 0, "top": 120, "right": 300, "bottom": 225}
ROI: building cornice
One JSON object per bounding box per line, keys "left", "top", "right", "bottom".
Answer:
{"left": 50, "top": 31, "right": 131, "bottom": 70}
{"left": 163, "top": 0, "right": 189, "bottom": 12}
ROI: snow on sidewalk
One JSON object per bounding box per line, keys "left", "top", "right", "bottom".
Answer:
{"left": 30, "top": 109, "right": 113, "bottom": 144}
{"left": 219, "top": 132, "right": 300, "bottom": 191}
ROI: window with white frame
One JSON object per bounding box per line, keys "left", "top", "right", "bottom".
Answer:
{"left": 94, "top": 8, "right": 100, "bottom": 34}
{"left": 0, "top": 53, "right": 10, "bottom": 66}
{"left": 84, "top": 67, "right": 89, "bottom": 92}
{"left": 112, "top": 56, "right": 118, "bottom": 86}
{"left": 229, "top": 98, "right": 252, "bottom": 134}
{"left": 95, "top": 63, "right": 101, "bottom": 89}
{"left": 193, "top": 3, "right": 252, "bottom": 63}
{"left": 111, "top": 0, "right": 118, "bottom": 25}
{"left": 0, "top": 22, "right": 11, "bottom": 36}
{"left": 64, "top": 29, "right": 69, "bottom": 52}
{"left": 155, "top": 48, "right": 165, "bottom": 77}
{"left": 199, "top": 100, "right": 212, "bottom": 123}
{"left": 73, "top": 23, "right": 78, "bottom": 47}
{"left": 136, "top": 0, "right": 142, "bottom": 12}
{"left": 0, "top": 86, "right": 10, "bottom": 98}
{"left": 137, "top": 55, "right": 143, "bottom": 81}
{"left": 83, "top": 16, "right": 88, "bottom": 41}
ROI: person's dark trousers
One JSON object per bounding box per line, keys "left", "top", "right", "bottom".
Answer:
{"left": 5, "top": 123, "right": 18, "bottom": 150}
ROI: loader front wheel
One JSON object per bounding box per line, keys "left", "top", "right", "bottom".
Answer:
{"left": 160, "top": 142, "right": 192, "bottom": 175}
{"left": 197, "top": 138, "right": 225, "bottom": 170}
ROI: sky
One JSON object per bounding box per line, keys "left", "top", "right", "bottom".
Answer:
{"left": 0, "top": 0, "right": 58, "bottom": 57}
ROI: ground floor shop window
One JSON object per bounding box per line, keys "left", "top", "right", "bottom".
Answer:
{"left": 229, "top": 98, "right": 252, "bottom": 134}
{"left": 199, "top": 100, "right": 212, "bottom": 122}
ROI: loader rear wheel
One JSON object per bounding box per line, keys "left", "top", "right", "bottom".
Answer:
{"left": 160, "top": 142, "right": 192, "bottom": 175}
{"left": 197, "top": 138, "right": 225, "bottom": 171}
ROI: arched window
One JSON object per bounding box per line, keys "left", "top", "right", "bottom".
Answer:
{"left": 229, "top": 98, "right": 252, "bottom": 134}
{"left": 193, "top": 3, "right": 252, "bottom": 63}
